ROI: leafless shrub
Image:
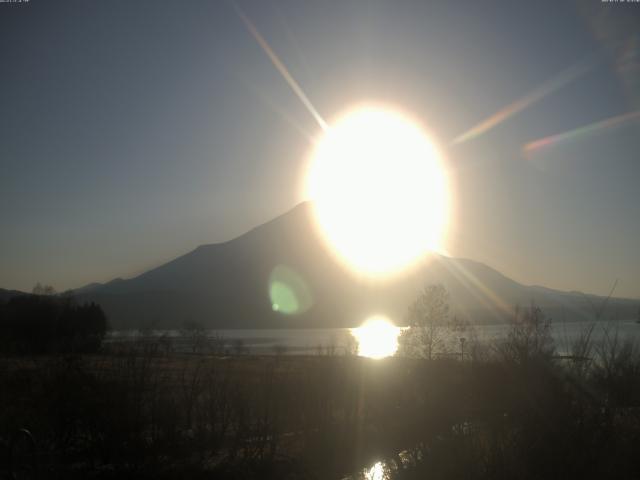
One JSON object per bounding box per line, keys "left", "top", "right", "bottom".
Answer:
{"left": 592, "top": 323, "right": 640, "bottom": 407}
{"left": 494, "top": 304, "right": 555, "bottom": 365}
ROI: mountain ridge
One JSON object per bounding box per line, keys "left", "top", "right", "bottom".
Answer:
{"left": 3, "top": 202, "right": 638, "bottom": 328}
{"left": 69, "top": 202, "right": 638, "bottom": 329}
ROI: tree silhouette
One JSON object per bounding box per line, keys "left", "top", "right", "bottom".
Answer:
{"left": 398, "top": 284, "right": 451, "bottom": 359}
{"left": 496, "top": 303, "right": 555, "bottom": 365}
{"left": 32, "top": 282, "right": 56, "bottom": 296}
{"left": 0, "top": 293, "right": 108, "bottom": 353}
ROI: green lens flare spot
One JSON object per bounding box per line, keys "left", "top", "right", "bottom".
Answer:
{"left": 270, "top": 281, "right": 299, "bottom": 314}
{"left": 268, "top": 265, "right": 313, "bottom": 315}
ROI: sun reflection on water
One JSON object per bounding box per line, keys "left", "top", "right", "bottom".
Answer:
{"left": 350, "top": 316, "right": 402, "bottom": 359}
{"left": 365, "top": 461, "right": 386, "bottom": 480}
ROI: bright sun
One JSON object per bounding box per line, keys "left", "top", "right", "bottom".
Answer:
{"left": 306, "top": 106, "right": 449, "bottom": 276}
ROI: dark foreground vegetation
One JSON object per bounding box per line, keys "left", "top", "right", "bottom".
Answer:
{"left": 0, "top": 291, "right": 107, "bottom": 354}
{"left": 1, "top": 289, "right": 639, "bottom": 479}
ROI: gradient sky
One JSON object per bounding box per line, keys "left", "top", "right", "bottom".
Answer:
{"left": 1, "top": 0, "right": 639, "bottom": 298}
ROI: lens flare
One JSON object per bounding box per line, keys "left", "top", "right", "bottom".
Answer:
{"left": 523, "top": 110, "right": 640, "bottom": 155}
{"left": 306, "top": 106, "right": 449, "bottom": 277}
{"left": 269, "top": 265, "right": 313, "bottom": 315}
{"left": 453, "top": 55, "right": 596, "bottom": 145}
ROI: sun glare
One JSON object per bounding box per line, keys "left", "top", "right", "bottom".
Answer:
{"left": 351, "top": 316, "right": 401, "bottom": 359}
{"left": 306, "top": 106, "right": 449, "bottom": 277}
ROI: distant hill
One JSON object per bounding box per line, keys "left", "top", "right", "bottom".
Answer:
{"left": 73, "top": 202, "right": 640, "bottom": 330}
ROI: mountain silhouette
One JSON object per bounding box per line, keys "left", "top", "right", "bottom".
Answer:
{"left": 0, "top": 288, "right": 27, "bottom": 304}
{"left": 69, "top": 202, "right": 638, "bottom": 329}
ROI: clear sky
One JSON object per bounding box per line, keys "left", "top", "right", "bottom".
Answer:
{"left": 1, "top": 0, "right": 639, "bottom": 298}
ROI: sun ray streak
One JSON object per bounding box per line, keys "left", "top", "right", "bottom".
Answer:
{"left": 435, "top": 256, "right": 513, "bottom": 318}
{"left": 523, "top": 110, "right": 640, "bottom": 154}
{"left": 453, "top": 55, "right": 597, "bottom": 145}
{"left": 232, "top": 2, "right": 327, "bottom": 131}
{"left": 237, "top": 73, "right": 315, "bottom": 142}
{"left": 272, "top": 0, "right": 314, "bottom": 86}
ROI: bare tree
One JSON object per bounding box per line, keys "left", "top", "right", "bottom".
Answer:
{"left": 398, "top": 284, "right": 451, "bottom": 359}
{"left": 32, "top": 282, "right": 56, "bottom": 296}
{"left": 495, "top": 303, "right": 555, "bottom": 365}
{"left": 181, "top": 319, "right": 207, "bottom": 354}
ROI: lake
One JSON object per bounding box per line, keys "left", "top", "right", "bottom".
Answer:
{"left": 107, "top": 320, "right": 640, "bottom": 357}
